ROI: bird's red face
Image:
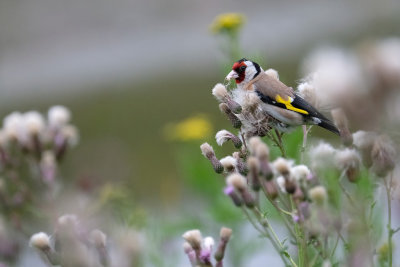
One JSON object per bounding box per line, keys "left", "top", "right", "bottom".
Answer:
{"left": 226, "top": 60, "right": 247, "bottom": 84}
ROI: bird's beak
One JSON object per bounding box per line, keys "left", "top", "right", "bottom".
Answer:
{"left": 225, "top": 70, "right": 239, "bottom": 80}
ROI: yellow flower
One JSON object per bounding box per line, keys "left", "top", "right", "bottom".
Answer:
{"left": 164, "top": 115, "right": 212, "bottom": 141}
{"left": 210, "top": 13, "right": 245, "bottom": 34}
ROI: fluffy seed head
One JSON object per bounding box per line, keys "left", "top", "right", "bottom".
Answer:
{"left": 220, "top": 227, "right": 233, "bottom": 242}
{"left": 215, "top": 130, "right": 234, "bottom": 146}
{"left": 200, "top": 143, "right": 215, "bottom": 158}
{"left": 182, "top": 230, "right": 203, "bottom": 250}
{"left": 371, "top": 135, "right": 397, "bottom": 177}
{"left": 309, "top": 186, "right": 327, "bottom": 205}
{"left": 273, "top": 157, "right": 291, "bottom": 176}
{"left": 291, "top": 165, "right": 311, "bottom": 182}
{"left": 30, "top": 232, "right": 51, "bottom": 250}
{"left": 331, "top": 108, "right": 352, "bottom": 146}
{"left": 3, "top": 112, "right": 24, "bottom": 141}
{"left": 297, "top": 81, "right": 317, "bottom": 107}
{"left": 212, "top": 83, "right": 229, "bottom": 102}
{"left": 220, "top": 156, "right": 237, "bottom": 173}
{"left": 309, "top": 142, "right": 337, "bottom": 169}
{"left": 265, "top": 68, "right": 279, "bottom": 80}
{"left": 203, "top": 236, "right": 215, "bottom": 251}
{"left": 335, "top": 148, "right": 361, "bottom": 171}
{"left": 226, "top": 173, "right": 247, "bottom": 191}
{"left": 90, "top": 229, "right": 107, "bottom": 248}
{"left": 23, "top": 111, "right": 45, "bottom": 136}
{"left": 48, "top": 105, "right": 71, "bottom": 129}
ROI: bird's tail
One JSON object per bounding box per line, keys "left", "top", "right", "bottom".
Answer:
{"left": 318, "top": 119, "right": 340, "bottom": 135}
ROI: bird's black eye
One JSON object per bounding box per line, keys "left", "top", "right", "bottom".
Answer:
{"left": 240, "top": 66, "right": 246, "bottom": 71}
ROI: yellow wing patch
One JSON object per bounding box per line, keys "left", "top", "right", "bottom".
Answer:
{"left": 275, "top": 95, "right": 309, "bottom": 115}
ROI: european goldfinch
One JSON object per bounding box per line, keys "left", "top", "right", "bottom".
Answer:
{"left": 225, "top": 58, "right": 339, "bottom": 134}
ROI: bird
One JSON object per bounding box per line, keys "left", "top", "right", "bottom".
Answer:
{"left": 225, "top": 58, "right": 339, "bottom": 135}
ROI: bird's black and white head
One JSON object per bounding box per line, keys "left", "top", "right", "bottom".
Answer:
{"left": 225, "top": 58, "right": 262, "bottom": 88}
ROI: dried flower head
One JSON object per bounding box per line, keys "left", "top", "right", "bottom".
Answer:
{"left": 291, "top": 165, "right": 311, "bottom": 182}
{"left": 352, "top": 130, "right": 377, "bottom": 167}
{"left": 226, "top": 173, "right": 247, "bottom": 191}
{"left": 219, "top": 103, "right": 242, "bottom": 128}
{"left": 200, "top": 142, "right": 224, "bottom": 173}
{"left": 182, "top": 230, "right": 203, "bottom": 250}
{"left": 220, "top": 156, "right": 237, "bottom": 173}
{"left": 215, "top": 130, "right": 242, "bottom": 148}
{"left": 335, "top": 149, "right": 361, "bottom": 171}
{"left": 370, "top": 135, "right": 397, "bottom": 177}
{"left": 273, "top": 157, "right": 292, "bottom": 177}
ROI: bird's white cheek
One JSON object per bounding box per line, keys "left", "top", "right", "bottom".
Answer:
{"left": 226, "top": 70, "right": 239, "bottom": 80}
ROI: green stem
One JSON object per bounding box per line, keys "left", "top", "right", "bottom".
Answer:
{"left": 252, "top": 207, "right": 298, "bottom": 267}
{"left": 290, "top": 198, "right": 305, "bottom": 267}
{"left": 384, "top": 172, "right": 394, "bottom": 267}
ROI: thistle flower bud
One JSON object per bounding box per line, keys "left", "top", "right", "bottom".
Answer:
{"left": 331, "top": 108, "right": 352, "bottom": 146}
{"left": 40, "top": 150, "right": 57, "bottom": 183}
{"left": 215, "top": 130, "right": 242, "bottom": 148}
{"left": 220, "top": 156, "right": 237, "bottom": 173}
{"left": 226, "top": 173, "right": 255, "bottom": 207}
{"left": 265, "top": 68, "right": 279, "bottom": 80}
{"left": 285, "top": 179, "right": 297, "bottom": 195}
{"left": 214, "top": 227, "right": 232, "bottom": 262}
{"left": 61, "top": 125, "right": 79, "bottom": 147}
{"left": 233, "top": 152, "right": 248, "bottom": 175}
{"left": 352, "top": 131, "right": 377, "bottom": 167}
{"left": 370, "top": 135, "right": 396, "bottom": 177}
{"left": 219, "top": 103, "right": 242, "bottom": 128}
{"left": 309, "top": 186, "right": 327, "bottom": 205}
{"left": 247, "top": 156, "right": 260, "bottom": 191}
{"left": 200, "top": 237, "right": 215, "bottom": 264}
{"left": 30, "top": 232, "right": 60, "bottom": 265}
{"left": 30, "top": 232, "right": 51, "bottom": 251}
{"left": 335, "top": 148, "right": 361, "bottom": 182}
{"left": 182, "top": 230, "right": 203, "bottom": 251}
{"left": 200, "top": 143, "right": 224, "bottom": 173}
{"left": 90, "top": 229, "right": 109, "bottom": 266}
{"left": 48, "top": 105, "right": 71, "bottom": 129}
{"left": 224, "top": 185, "right": 243, "bottom": 207}
{"left": 262, "top": 180, "right": 278, "bottom": 200}
{"left": 183, "top": 242, "right": 197, "bottom": 266}
{"left": 248, "top": 136, "right": 263, "bottom": 155}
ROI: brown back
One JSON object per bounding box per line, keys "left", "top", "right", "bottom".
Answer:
{"left": 245, "top": 72, "right": 294, "bottom": 99}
